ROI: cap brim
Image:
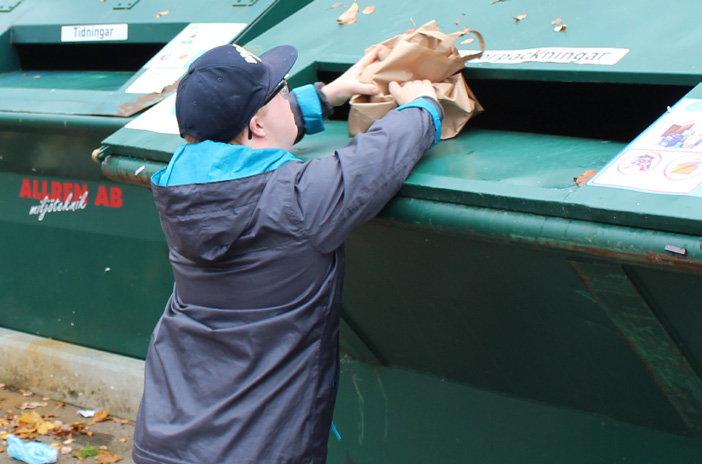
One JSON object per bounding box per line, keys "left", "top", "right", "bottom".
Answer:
{"left": 260, "top": 45, "right": 298, "bottom": 90}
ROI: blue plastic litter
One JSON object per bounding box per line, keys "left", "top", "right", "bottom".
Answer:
{"left": 6, "top": 434, "right": 58, "bottom": 464}
{"left": 331, "top": 421, "right": 341, "bottom": 440}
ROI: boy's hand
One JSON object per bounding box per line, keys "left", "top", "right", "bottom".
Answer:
{"left": 321, "top": 46, "right": 382, "bottom": 107}
{"left": 388, "top": 80, "right": 437, "bottom": 106}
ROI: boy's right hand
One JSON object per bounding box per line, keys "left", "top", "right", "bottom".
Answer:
{"left": 388, "top": 80, "right": 437, "bottom": 106}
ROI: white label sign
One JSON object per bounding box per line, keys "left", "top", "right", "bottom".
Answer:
{"left": 125, "top": 23, "right": 247, "bottom": 95}
{"left": 61, "top": 24, "right": 128, "bottom": 42}
{"left": 590, "top": 98, "right": 702, "bottom": 196}
{"left": 461, "top": 47, "right": 630, "bottom": 66}
{"left": 125, "top": 94, "right": 180, "bottom": 135}
{"left": 143, "top": 23, "right": 247, "bottom": 70}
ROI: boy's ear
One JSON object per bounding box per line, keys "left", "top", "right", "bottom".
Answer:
{"left": 248, "top": 115, "right": 266, "bottom": 138}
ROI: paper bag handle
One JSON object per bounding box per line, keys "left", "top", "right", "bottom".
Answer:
{"left": 459, "top": 29, "right": 486, "bottom": 62}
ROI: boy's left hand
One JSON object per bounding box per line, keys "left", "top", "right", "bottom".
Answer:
{"left": 321, "top": 46, "right": 382, "bottom": 107}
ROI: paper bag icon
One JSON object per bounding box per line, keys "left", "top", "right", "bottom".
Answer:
{"left": 348, "top": 20, "right": 484, "bottom": 139}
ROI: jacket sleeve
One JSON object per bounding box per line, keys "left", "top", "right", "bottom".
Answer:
{"left": 287, "top": 83, "right": 333, "bottom": 144}
{"left": 291, "top": 98, "right": 443, "bottom": 254}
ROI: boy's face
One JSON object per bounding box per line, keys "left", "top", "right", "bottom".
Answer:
{"left": 258, "top": 92, "right": 298, "bottom": 151}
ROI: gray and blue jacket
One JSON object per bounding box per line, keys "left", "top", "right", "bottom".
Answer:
{"left": 133, "top": 84, "right": 443, "bottom": 464}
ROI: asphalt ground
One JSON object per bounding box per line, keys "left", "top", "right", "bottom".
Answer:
{"left": 0, "top": 384, "right": 134, "bottom": 464}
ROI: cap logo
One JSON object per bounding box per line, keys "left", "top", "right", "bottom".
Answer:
{"left": 233, "top": 44, "right": 261, "bottom": 64}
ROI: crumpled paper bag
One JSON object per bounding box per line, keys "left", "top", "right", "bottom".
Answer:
{"left": 348, "top": 20, "right": 485, "bottom": 140}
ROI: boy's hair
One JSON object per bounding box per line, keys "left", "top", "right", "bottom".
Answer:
{"left": 185, "top": 105, "right": 270, "bottom": 145}
{"left": 183, "top": 134, "right": 201, "bottom": 144}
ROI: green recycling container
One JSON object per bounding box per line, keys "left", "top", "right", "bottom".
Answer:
{"left": 0, "top": 0, "right": 311, "bottom": 357}
{"left": 10, "top": 0, "right": 702, "bottom": 461}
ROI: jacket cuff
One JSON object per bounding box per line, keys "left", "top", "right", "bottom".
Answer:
{"left": 291, "top": 84, "right": 325, "bottom": 135}
{"left": 396, "top": 97, "right": 443, "bottom": 147}
{"left": 285, "top": 91, "right": 306, "bottom": 144}
{"left": 314, "top": 82, "right": 334, "bottom": 118}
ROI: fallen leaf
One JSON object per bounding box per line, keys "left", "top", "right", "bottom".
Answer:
{"left": 155, "top": 9, "right": 169, "bottom": 19}
{"left": 337, "top": 1, "right": 359, "bottom": 24}
{"left": 60, "top": 447, "right": 72, "bottom": 455}
{"left": 554, "top": 23, "right": 567, "bottom": 32}
{"left": 551, "top": 17, "right": 563, "bottom": 25}
{"left": 575, "top": 170, "right": 597, "bottom": 186}
{"left": 36, "top": 421, "right": 55, "bottom": 435}
{"left": 330, "top": 2, "right": 343, "bottom": 7}
{"left": 0, "top": 384, "right": 5, "bottom": 390}
{"left": 19, "top": 390, "right": 33, "bottom": 397}
{"left": 460, "top": 37, "right": 475, "bottom": 45}
{"left": 95, "top": 452, "right": 124, "bottom": 464}
{"left": 18, "top": 402, "right": 48, "bottom": 410}
{"left": 362, "top": 5, "right": 374, "bottom": 14}
{"left": 119, "top": 438, "right": 127, "bottom": 443}
{"left": 76, "top": 444, "right": 99, "bottom": 459}
{"left": 513, "top": 12, "right": 527, "bottom": 21}
{"left": 93, "top": 408, "right": 110, "bottom": 423}
{"left": 454, "top": 19, "right": 461, "bottom": 25}
{"left": 18, "top": 412, "right": 43, "bottom": 424}
{"left": 112, "top": 418, "right": 129, "bottom": 425}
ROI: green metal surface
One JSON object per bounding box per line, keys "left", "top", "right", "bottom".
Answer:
{"left": 0, "top": 172, "right": 170, "bottom": 358}
{"left": 330, "top": 360, "right": 702, "bottom": 463}
{"left": 0, "top": 71, "right": 132, "bottom": 91}
{"left": 0, "top": 0, "right": 314, "bottom": 359}
{"left": 570, "top": 260, "right": 702, "bottom": 438}
{"left": 249, "top": 0, "right": 702, "bottom": 85}
{"left": 91, "top": 0, "right": 702, "bottom": 440}
{"left": 100, "top": 155, "right": 164, "bottom": 187}
{"left": 0, "top": 0, "right": 312, "bottom": 117}
{"left": 5, "top": 0, "right": 702, "bottom": 456}
{"left": 340, "top": 208, "right": 701, "bottom": 436}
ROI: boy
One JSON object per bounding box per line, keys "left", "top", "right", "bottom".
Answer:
{"left": 133, "top": 43, "right": 442, "bottom": 464}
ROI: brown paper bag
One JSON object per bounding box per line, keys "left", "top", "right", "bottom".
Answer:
{"left": 348, "top": 20, "right": 485, "bottom": 139}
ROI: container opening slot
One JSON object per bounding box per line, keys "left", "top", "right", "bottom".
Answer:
{"left": 318, "top": 70, "right": 693, "bottom": 143}
{"left": 16, "top": 43, "right": 166, "bottom": 72}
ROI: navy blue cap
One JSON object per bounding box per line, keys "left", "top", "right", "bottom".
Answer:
{"left": 176, "top": 44, "right": 297, "bottom": 143}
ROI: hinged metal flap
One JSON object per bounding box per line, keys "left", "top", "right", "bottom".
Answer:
{"left": 0, "top": 0, "right": 22, "bottom": 12}
{"left": 113, "top": 0, "right": 140, "bottom": 10}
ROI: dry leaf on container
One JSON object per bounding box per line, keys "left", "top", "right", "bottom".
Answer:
{"left": 362, "top": 5, "right": 375, "bottom": 14}
{"left": 337, "top": 1, "right": 359, "bottom": 24}
{"left": 513, "top": 12, "right": 527, "bottom": 21}
{"left": 552, "top": 18, "right": 567, "bottom": 31}
{"left": 330, "top": 2, "right": 343, "bottom": 7}
{"left": 575, "top": 170, "right": 598, "bottom": 186}
{"left": 155, "top": 10, "right": 170, "bottom": 19}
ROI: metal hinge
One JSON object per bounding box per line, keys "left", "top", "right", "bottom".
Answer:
{"left": 0, "top": 0, "right": 22, "bottom": 12}
{"left": 113, "top": 0, "right": 141, "bottom": 10}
